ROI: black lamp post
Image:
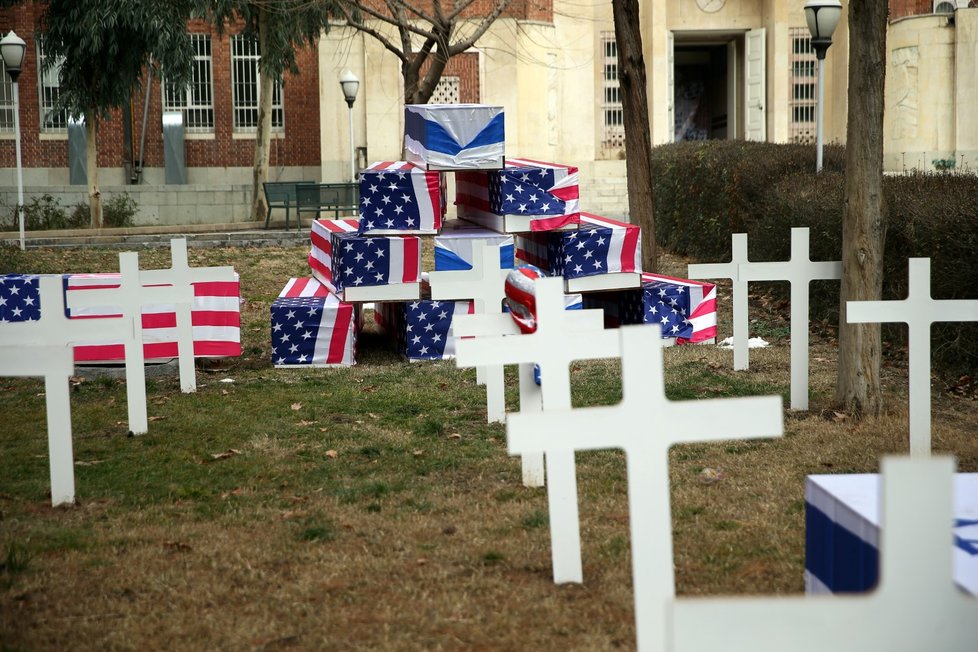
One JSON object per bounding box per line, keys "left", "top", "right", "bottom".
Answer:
{"left": 0, "top": 31, "right": 27, "bottom": 249}
{"left": 804, "top": 0, "right": 843, "bottom": 173}
{"left": 339, "top": 70, "right": 360, "bottom": 183}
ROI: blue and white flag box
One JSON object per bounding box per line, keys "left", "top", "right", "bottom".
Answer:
{"left": 404, "top": 104, "right": 504, "bottom": 171}
{"left": 271, "top": 277, "right": 359, "bottom": 367}
{"left": 434, "top": 220, "right": 514, "bottom": 271}
{"left": 582, "top": 273, "right": 717, "bottom": 344}
{"left": 358, "top": 161, "right": 444, "bottom": 235}
{"left": 456, "top": 158, "right": 580, "bottom": 233}
{"left": 374, "top": 299, "right": 475, "bottom": 361}
{"left": 516, "top": 212, "right": 641, "bottom": 292}
{"left": 805, "top": 472, "right": 978, "bottom": 596}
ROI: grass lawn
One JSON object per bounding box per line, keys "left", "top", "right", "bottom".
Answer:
{"left": 1, "top": 244, "right": 976, "bottom": 651}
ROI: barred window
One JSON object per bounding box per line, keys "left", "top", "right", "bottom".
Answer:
{"left": 789, "top": 28, "right": 817, "bottom": 145}
{"left": 601, "top": 33, "right": 624, "bottom": 151}
{"left": 0, "top": 60, "right": 13, "bottom": 134}
{"left": 164, "top": 33, "right": 214, "bottom": 133}
{"left": 37, "top": 40, "right": 67, "bottom": 132}
{"left": 231, "top": 35, "right": 283, "bottom": 133}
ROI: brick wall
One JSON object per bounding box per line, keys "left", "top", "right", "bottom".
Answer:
{"left": 0, "top": 4, "right": 320, "bottom": 172}
{"left": 422, "top": 52, "right": 481, "bottom": 102}
{"left": 360, "top": 0, "right": 553, "bottom": 23}
{"left": 890, "top": 0, "right": 941, "bottom": 19}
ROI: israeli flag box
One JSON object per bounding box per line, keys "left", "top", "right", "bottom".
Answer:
{"left": 456, "top": 158, "right": 580, "bottom": 233}
{"left": 271, "top": 277, "right": 359, "bottom": 367}
{"left": 804, "top": 472, "right": 978, "bottom": 596}
{"left": 358, "top": 161, "right": 444, "bottom": 235}
{"left": 308, "top": 218, "right": 421, "bottom": 302}
{"left": 434, "top": 220, "right": 515, "bottom": 271}
{"left": 404, "top": 104, "right": 504, "bottom": 171}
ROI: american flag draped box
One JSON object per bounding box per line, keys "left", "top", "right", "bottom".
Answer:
{"left": 433, "top": 220, "right": 514, "bottom": 271}
{"left": 515, "top": 212, "right": 642, "bottom": 292}
{"left": 804, "top": 473, "right": 978, "bottom": 596}
{"left": 271, "top": 277, "right": 358, "bottom": 367}
{"left": 0, "top": 272, "right": 241, "bottom": 363}
{"left": 404, "top": 104, "right": 504, "bottom": 171}
{"left": 358, "top": 161, "right": 444, "bottom": 235}
{"left": 308, "top": 218, "right": 422, "bottom": 302}
{"left": 583, "top": 272, "right": 717, "bottom": 343}
{"left": 456, "top": 158, "right": 580, "bottom": 233}
{"left": 374, "top": 299, "right": 475, "bottom": 361}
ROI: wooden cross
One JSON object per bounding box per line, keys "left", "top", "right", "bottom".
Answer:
{"left": 738, "top": 227, "right": 841, "bottom": 411}
{"left": 455, "top": 276, "right": 620, "bottom": 584}
{"left": 507, "top": 324, "right": 783, "bottom": 651}
{"left": 688, "top": 233, "right": 751, "bottom": 370}
{"left": 671, "top": 456, "right": 976, "bottom": 652}
{"left": 428, "top": 242, "right": 510, "bottom": 423}
{"left": 0, "top": 277, "right": 129, "bottom": 505}
{"left": 140, "top": 238, "right": 236, "bottom": 393}
{"left": 847, "top": 258, "right": 978, "bottom": 455}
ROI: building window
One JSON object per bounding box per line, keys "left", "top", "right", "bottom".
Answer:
{"left": 789, "top": 28, "right": 817, "bottom": 145}
{"left": 37, "top": 40, "right": 68, "bottom": 133}
{"left": 0, "top": 60, "right": 14, "bottom": 134}
{"left": 430, "top": 76, "right": 460, "bottom": 104}
{"left": 231, "top": 35, "right": 283, "bottom": 133}
{"left": 601, "top": 32, "right": 625, "bottom": 151}
{"left": 164, "top": 33, "right": 214, "bottom": 133}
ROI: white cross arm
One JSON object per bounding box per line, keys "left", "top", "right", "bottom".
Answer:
{"left": 0, "top": 345, "right": 73, "bottom": 377}
{"left": 452, "top": 313, "right": 520, "bottom": 338}
{"left": 846, "top": 299, "right": 911, "bottom": 324}
{"left": 739, "top": 260, "right": 842, "bottom": 282}
{"left": 455, "top": 326, "right": 620, "bottom": 369}
{"left": 687, "top": 261, "right": 738, "bottom": 281}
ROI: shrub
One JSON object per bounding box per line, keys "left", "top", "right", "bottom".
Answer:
{"left": 650, "top": 141, "right": 978, "bottom": 376}
{"left": 102, "top": 193, "right": 138, "bottom": 228}
{"left": 2, "top": 193, "right": 89, "bottom": 231}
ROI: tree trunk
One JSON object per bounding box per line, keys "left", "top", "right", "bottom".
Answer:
{"left": 251, "top": 8, "right": 273, "bottom": 222}
{"left": 612, "top": 0, "right": 657, "bottom": 273}
{"left": 836, "top": 1, "right": 888, "bottom": 417}
{"left": 85, "top": 113, "right": 102, "bottom": 229}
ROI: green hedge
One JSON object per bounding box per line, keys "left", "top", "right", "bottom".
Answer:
{"left": 650, "top": 140, "right": 978, "bottom": 376}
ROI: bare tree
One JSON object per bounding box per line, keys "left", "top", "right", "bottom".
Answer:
{"left": 836, "top": 1, "right": 888, "bottom": 417}
{"left": 611, "top": 0, "right": 657, "bottom": 272}
{"left": 333, "top": 0, "right": 513, "bottom": 104}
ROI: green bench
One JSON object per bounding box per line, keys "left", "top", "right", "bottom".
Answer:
{"left": 296, "top": 183, "right": 360, "bottom": 225}
{"left": 263, "top": 181, "right": 316, "bottom": 230}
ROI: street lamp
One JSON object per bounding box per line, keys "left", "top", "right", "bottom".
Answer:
{"left": 805, "top": 0, "right": 843, "bottom": 173}
{"left": 339, "top": 70, "right": 360, "bottom": 183}
{"left": 1, "top": 31, "right": 26, "bottom": 250}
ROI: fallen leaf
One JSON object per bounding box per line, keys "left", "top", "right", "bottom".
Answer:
{"left": 367, "top": 413, "right": 379, "bottom": 420}
{"left": 325, "top": 450, "right": 339, "bottom": 459}
{"left": 447, "top": 433, "right": 462, "bottom": 440}
{"left": 416, "top": 558, "right": 428, "bottom": 566}
{"left": 219, "top": 378, "right": 234, "bottom": 384}
{"left": 163, "top": 541, "right": 192, "bottom": 552}
{"left": 210, "top": 448, "right": 242, "bottom": 461}
{"left": 149, "top": 415, "right": 166, "bottom": 422}
{"left": 296, "top": 420, "right": 317, "bottom": 427}
{"left": 221, "top": 389, "right": 229, "bottom": 396}
{"left": 832, "top": 411, "right": 848, "bottom": 422}
{"left": 291, "top": 403, "right": 302, "bottom": 411}
{"left": 412, "top": 449, "right": 424, "bottom": 457}
{"left": 698, "top": 467, "right": 725, "bottom": 484}
{"left": 221, "top": 488, "right": 243, "bottom": 499}
{"left": 74, "top": 460, "right": 104, "bottom": 467}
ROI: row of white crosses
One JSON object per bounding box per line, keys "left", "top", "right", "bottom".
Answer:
{"left": 0, "top": 239, "right": 234, "bottom": 506}
{"left": 689, "top": 228, "right": 978, "bottom": 455}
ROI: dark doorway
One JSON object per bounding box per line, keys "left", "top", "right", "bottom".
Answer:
{"left": 674, "top": 44, "right": 729, "bottom": 141}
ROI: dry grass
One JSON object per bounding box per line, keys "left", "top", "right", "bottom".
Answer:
{"left": 1, "top": 244, "right": 976, "bottom": 651}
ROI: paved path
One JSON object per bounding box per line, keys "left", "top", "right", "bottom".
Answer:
{"left": 0, "top": 221, "right": 312, "bottom": 250}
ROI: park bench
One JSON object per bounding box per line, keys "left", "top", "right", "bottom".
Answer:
{"left": 296, "top": 183, "right": 360, "bottom": 226}
{"left": 263, "top": 180, "right": 316, "bottom": 230}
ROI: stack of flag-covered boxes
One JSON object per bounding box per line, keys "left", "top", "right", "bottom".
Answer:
{"left": 271, "top": 102, "right": 717, "bottom": 367}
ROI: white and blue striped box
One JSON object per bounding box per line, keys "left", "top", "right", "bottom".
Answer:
{"left": 403, "top": 104, "right": 504, "bottom": 171}
{"left": 804, "top": 472, "right": 978, "bottom": 596}
{"left": 434, "top": 220, "right": 515, "bottom": 271}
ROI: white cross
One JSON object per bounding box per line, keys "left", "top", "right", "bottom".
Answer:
{"left": 507, "top": 325, "right": 783, "bottom": 651}
{"left": 0, "top": 277, "right": 129, "bottom": 506}
{"left": 428, "top": 242, "right": 510, "bottom": 423}
{"left": 688, "top": 233, "right": 750, "bottom": 370}
{"left": 671, "top": 456, "right": 976, "bottom": 652}
{"left": 455, "top": 276, "right": 620, "bottom": 585}
{"left": 738, "top": 227, "right": 841, "bottom": 411}
{"left": 847, "top": 258, "right": 978, "bottom": 455}
{"left": 140, "top": 238, "right": 236, "bottom": 393}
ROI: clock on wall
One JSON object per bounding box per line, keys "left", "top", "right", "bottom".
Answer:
{"left": 696, "top": 0, "right": 726, "bottom": 12}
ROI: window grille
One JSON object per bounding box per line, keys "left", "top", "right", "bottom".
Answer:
{"left": 0, "top": 60, "right": 13, "bottom": 133}
{"left": 164, "top": 34, "right": 214, "bottom": 133}
{"left": 37, "top": 40, "right": 67, "bottom": 132}
{"left": 601, "top": 32, "right": 625, "bottom": 151}
{"left": 430, "top": 76, "right": 460, "bottom": 105}
{"left": 231, "top": 35, "right": 283, "bottom": 133}
{"left": 789, "top": 28, "right": 817, "bottom": 145}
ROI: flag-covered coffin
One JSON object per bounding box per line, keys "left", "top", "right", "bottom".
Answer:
{"left": 309, "top": 218, "right": 422, "bottom": 302}
{"left": 516, "top": 212, "right": 641, "bottom": 292}
{"left": 404, "top": 104, "right": 504, "bottom": 171}
{"left": 804, "top": 472, "right": 978, "bottom": 596}
{"left": 434, "top": 220, "right": 515, "bottom": 271}
{"left": 374, "top": 299, "right": 475, "bottom": 361}
{"left": 456, "top": 158, "right": 580, "bottom": 233}
{"left": 271, "top": 277, "right": 358, "bottom": 367}
{"left": 358, "top": 161, "right": 444, "bottom": 235}
{"left": 0, "top": 273, "right": 241, "bottom": 363}
{"left": 583, "top": 272, "right": 717, "bottom": 343}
